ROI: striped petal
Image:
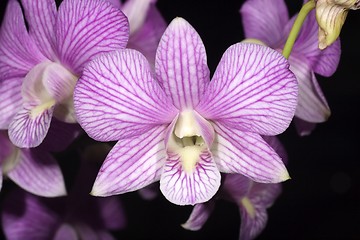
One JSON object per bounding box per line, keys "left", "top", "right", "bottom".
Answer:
{"left": 182, "top": 201, "right": 215, "bottom": 231}
{"left": 20, "top": 0, "right": 57, "bottom": 59}
{"left": 290, "top": 56, "right": 330, "bottom": 122}
{"left": 0, "top": 77, "right": 22, "bottom": 129}
{"left": 160, "top": 150, "right": 221, "bottom": 205}
{"left": 0, "top": 0, "right": 45, "bottom": 80}
{"left": 155, "top": 17, "right": 210, "bottom": 110}
{"left": 240, "top": 0, "right": 289, "bottom": 47}
{"left": 8, "top": 103, "right": 54, "bottom": 148}
{"left": 211, "top": 122, "right": 289, "bottom": 183}
{"left": 91, "top": 125, "right": 167, "bottom": 197}
{"left": 197, "top": 43, "right": 298, "bottom": 136}
{"left": 56, "top": 0, "right": 129, "bottom": 75}
{"left": 74, "top": 49, "right": 177, "bottom": 142}
{"left": 7, "top": 148, "right": 66, "bottom": 197}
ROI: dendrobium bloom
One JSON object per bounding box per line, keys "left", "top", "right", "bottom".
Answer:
{"left": 240, "top": 0, "right": 341, "bottom": 135}
{"left": 182, "top": 136, "right": 287, "bottom": 240}
{"left": 1, "top": 160, "right": 126, "bottom": 240}
{"left": 74, "top": 17, "right": 298, "bottom": 205}
{"left": 0, "top": 0, "right": 129, "bottom": 148}
{"left": 315, "top": 0, "right": 360, "bottom": 49}
{"left": 0, "top": 130, "right": 66, "bottom": 197}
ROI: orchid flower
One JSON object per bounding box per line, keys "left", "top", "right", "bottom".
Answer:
{"left": 0, "top": 0, "right": 129, "bottom": 148}
{"left": 240, "top": 0, "right": 341, "bottom": 136}
{"left": 74, "top": 17, "right": 298, "bottom": 205}
{"left": 108, "top": 0, "right": 167, "bottom": 67}
{"left": 0, "top": 130, "right": 66, "bottom": 197}
{"left": 1, "top": 154, "right": 126, "bottom": 240}
{"left": 182, "top": 136, "right": 287, "bottom": 240}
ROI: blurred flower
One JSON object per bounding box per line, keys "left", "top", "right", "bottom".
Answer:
{"left": 182, "top": 136, "right": 287, "bottom": 240}
{"left": 240, "top": 0, "right": 341, "bottom": 136}
{"left": 74, "top": 17, "right": 298, "bottom": 205}
{"left": 0, "top": 0, "right": 129, "bottom": 148}
{"left": 1, "top": 146, "right": 126, "bottom": 240}
{"left": 315, "top": 0, "right": 360, "bottom": 49}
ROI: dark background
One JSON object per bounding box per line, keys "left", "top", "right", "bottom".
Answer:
{"left": 1, "top": 0, "right": 360, "bottom": 239}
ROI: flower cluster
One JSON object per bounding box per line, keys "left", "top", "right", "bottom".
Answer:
{"left": 0, "top": 0, "right": 355, "bottom": 239}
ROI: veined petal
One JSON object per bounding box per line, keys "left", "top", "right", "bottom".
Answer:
{"left": 0, "top": 0, "right": 45, "bottom": 79}
{"left": 197, "top": 43, "right": 298, "bottom": 135}
{"left": 249, "top": 182, "right": 282, "bottom": 208}
{"left": 2, "top": 189, "right": 62, "bottom": 240}
{"left": 7, "top": 148, "right": 66, "bottom": 197}
{"left": 53, "top": 224, "right": 78, "bottom": 240}
{"left": 122, "top": 0, "right": 153, "bottom": 35}
{"left": 74, "top": 49, "right": 177, "bottom": 142}
{"left": 182, "top": 201, "right": 215, "bottom": 231}
{"left": 20, "top": 0, "right": 57, "bottom": 59}
{"left": 160, "top": 150, "right": 221, "bottom": 205}
{"left": 290, "top": 56, "right": 330, "bottom": 122}
{"left": 290, "top": 11, "right": 341, "bottom": 77}
{"left": 56, "top": 0, "right": 129, "bottom": 75}
{"left": 91, "top": 125, "right": 167, "bottom": 197}
{"left": 240, "top": 0, "right": 289, "bottom": 47}
{"left": 0, "top": 77, "right": 22, "bottom": 129}
{"left": 8, "top": 104, "right": 54, "bottom": 148}
{"left": 127, "top": 3, "right": 167, "bottom": 67}
{"left": 212, "top": 122, "right": 289, "bottom": 183}
{"left": 262, "top": 136, "right": 288, "bottom": 165}
{"left": 155, "top": 17, "right": 210, "bottom": 110}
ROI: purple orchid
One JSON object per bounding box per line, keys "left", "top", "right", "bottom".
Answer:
{"left": 0, "top": 130, "right": 66, "bottom": 197}
{"left": 0, "top": 0, "right": 129, "bottom": 148}
{"left": 1, "top": 153, "right": 126, "bottom": 240}
{"left": 73, "top": 17, "right": 298, "bottom": 205}
{"left": 240, "top": 0, "right": 341, "bottom": 136}
{"left": 108, "top": 0, "right": 167, "bottom": 67}
{"left": 182, "top": 136, "right": 287, "bottom": 240}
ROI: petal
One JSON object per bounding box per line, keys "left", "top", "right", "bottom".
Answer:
{"left": 121, "top": 0, "right": 153, "bottom": 35}
{"left": 0, "top": 0, "right": 45, "bottom": 79}
{"left": 20, "top": 0, "right": 57, "bottom": 59}
{"left": 56, "top": 0, "right": 129, "bottom": 75}
{"left": 8, "top": 104, "right": 54, "bottom": 148}
{"left": 290, "top": 57, "right": 330, "bottom": 122}
{"left": 7, "top": 148, "right": 67, "bottom": 197}
{"left": 249, "top": 182, "right": 282, "bottom": 208}
{"left": 160, "top": 150, "right": 221, "bottom": 205}
{"left": 181, "top": 201, "right": 215, "bottom": 231}
{"left": 0, "top": 77, "right": 22, "bottom": 129}
{"left": 74, "top": 49, "right": 177, "bottom": 142}
{"left": 155, "top": 17, "right": 210, "bottom": 110}
{"left": 293, "top": 117, "right": 317, "bottom": 137}
{"left": 221, "top": 174, "right": 252, "bottom": 201}
{"left": 127, "top": 3, "right": 167, "bottom": 67}
{"left": 2, "top": 189, "right": 62, "bottom": 240}
{"left": 197, "top": 43, "right": 298, "bottom": 135}
{"left": 53, "top": 224, "right": 78, "bottom": 240}
{"left": 91, "top": 125, "right": 167, "bottom": 196}
{"left": 96, "top": 196, "right": 127, "bottom": 230}
{"left": 291, "top": 11, "right": 341, "bottom": 76}
{"left": 212, "top": 122, "right": 289, "bottom": 183}
{"left": 261, "top": 136, "right": 288, "bottom": 165}
{"left": 240, "top": 0, "right": 289, "bottom": 47}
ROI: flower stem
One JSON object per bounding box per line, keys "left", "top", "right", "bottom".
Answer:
{"left": 282, "top": 0, "right": 316, "bottom": 59}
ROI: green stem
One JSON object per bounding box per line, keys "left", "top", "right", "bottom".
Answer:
{"left": 282, "top": 0, "right": 316, "bottom": 59}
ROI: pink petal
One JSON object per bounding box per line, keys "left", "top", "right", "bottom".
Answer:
{"left": 7, "top": 148, "right": 66, "bottom": 197}
{"left": 53, "top": 224, "right": 78, "bottom": 240}
{"left": 91, "top": 125, "right": 167, "bottom": 196}
{"left": 290, "top": 56, "right": 330, "bottom": 122}
{"left": 8, "top": 104, "right": 54, "bottom": 148}
{"left": 182, "top": 201, "right": 215, "bottom": 231}
{"left": 212, "top": 122, "right": 289, "bottom": 183}
{"left": 293, "top": 117, "right": 317, "bottom": 136}
{"left": 74, "top": 49, "right": 177, "bottom": 142}
{"left": 197, "top": 43, "right": 298, "bottom": 136}
{"left": 0, "top": 0, "right": 45, "bottom": 79}
{"left": 0, "top": 77, "right": 22, "bottom": 129}
{"left": 56, "top": 0, "right": 129, "bottom": 74}
{"left": 240, "top": 0, "right": 289, "bottom": 47}
{"left": 155, "top": 17, "right": 210, "bottom": 110}
{"left": 160, "top": 150, "right": 221, "bottom": 205}
{"left": 20, "top": 0, "right": 57, "bottom": 59}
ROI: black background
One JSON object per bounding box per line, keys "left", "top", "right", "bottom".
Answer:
{"left": 1, "top": 0, "right": 360, "bottom": 239}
